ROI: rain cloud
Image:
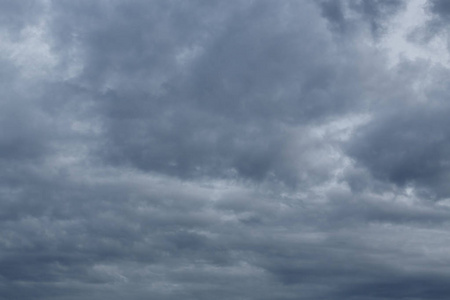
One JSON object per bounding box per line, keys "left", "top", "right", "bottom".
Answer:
{"left": 1, "top": 1, "right": 450, "bottom": 299}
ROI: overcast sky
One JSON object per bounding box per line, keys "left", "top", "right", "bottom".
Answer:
{"left": 2, "top": 0, "right": 450, "bottom": 299}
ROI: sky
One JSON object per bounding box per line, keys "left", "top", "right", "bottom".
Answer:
{"left": 2, "top": 0, "right": 450, "bottom": 299}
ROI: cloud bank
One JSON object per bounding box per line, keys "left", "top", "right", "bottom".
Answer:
{"left": 2, "top": 0, "right": 450, "bottom": 299}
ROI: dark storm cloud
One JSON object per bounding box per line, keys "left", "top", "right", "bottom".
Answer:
{"left": 428, "top": 0, "right": 450, "bottom": 19}
{"left": 346, "top": 62, "right": 450, "bottom": 199}
{"left": 47, "top": 0, "right": 374, "bottom": 185}
{"left": 2, "top": 173, "right": 450, "bottom": 299}
{"left": 2, "top": 0, "right": 450, "bottom": 300}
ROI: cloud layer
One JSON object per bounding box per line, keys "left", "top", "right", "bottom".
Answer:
{"left": 2, "top": 1, "right": 450, "bottom": 299}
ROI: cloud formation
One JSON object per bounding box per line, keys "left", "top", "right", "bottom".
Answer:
{"left": 1, "top": 1, "right": 450, "bottom": 299}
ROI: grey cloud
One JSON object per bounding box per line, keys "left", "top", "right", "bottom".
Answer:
{"left": 428, "top": 0, "right": 450, "bottom": 20}
{"left": 4, "top": 155, "right": 450, "bottom": 299}
{"left": 340, "top": 275, "right": 450, "bottom": 300}
{"left": 2, "top": 169, "right": 450, "bottom": 300}
{"left": 0, "top": 61, "right": 49, "bottom": 162}
{"left": 347, "top": 108, "right": 450, "bottom": 198}
{"left": 1, "top": 0, "right": 450, "bottom": 299}
{"left": 345, "top": 62, "right": 450, "bottom": 199}
{"left": 0, "top": 0, "right": 44, "bottom": 36}
{"left": 48, "top": 0, "right": 370, "bottom": 184}
{"left": 319, "top": 0, "right": 406, "bottom": 37}
{"left": 408, "top": 0, "right": 450, "bottom": 45}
